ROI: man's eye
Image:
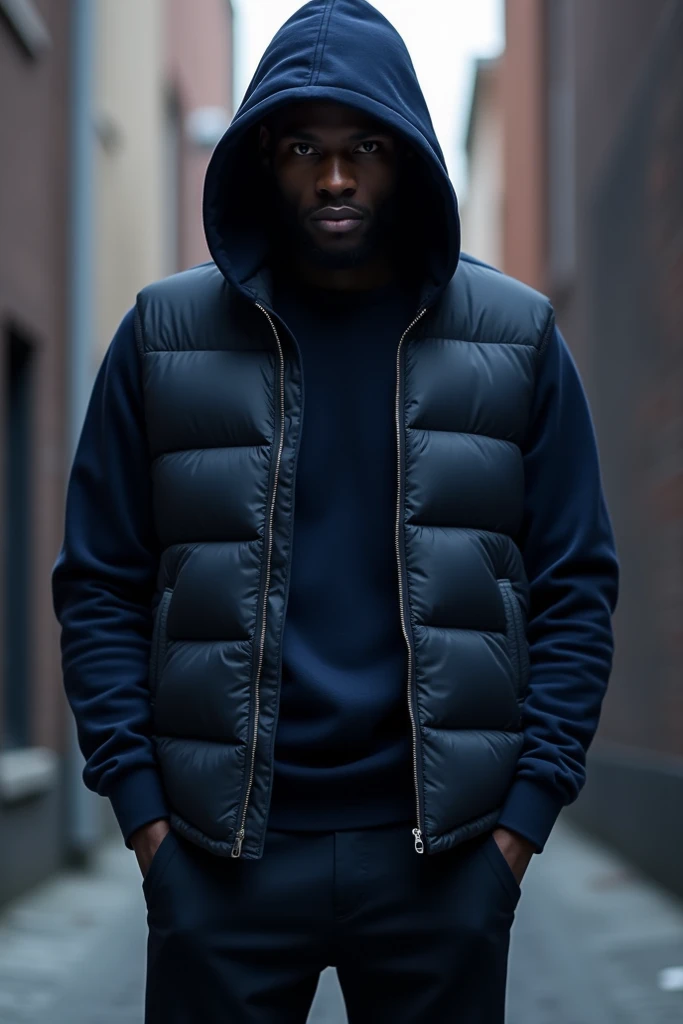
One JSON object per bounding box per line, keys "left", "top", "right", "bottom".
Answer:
{"left": 357, "top": 141, "right": 380, "bottom": 154}
{"left": 293, "top": 143, "right": 315, "bottom": 156}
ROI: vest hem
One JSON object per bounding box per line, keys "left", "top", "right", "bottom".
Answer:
{"left": 426, "top": 807, "right": 502, "bottom": 855}
{"left": 169, "top": 813, "right": 260, "bottom": 859}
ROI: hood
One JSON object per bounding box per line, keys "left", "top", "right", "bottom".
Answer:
{"left": 203, "top": 0, "right": 460, "bottom": 310}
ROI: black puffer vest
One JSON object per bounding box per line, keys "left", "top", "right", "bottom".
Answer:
{"left": 135, "top": 253, "right": 553, "bottom": 859}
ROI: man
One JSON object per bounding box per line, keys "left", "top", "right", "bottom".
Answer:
{"left": 53, "top": 1, "right": 618, "bottom": 1021}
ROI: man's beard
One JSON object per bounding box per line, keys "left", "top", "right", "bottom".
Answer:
{"left": 271, "top": 189, "right": 398, "bottom": 270}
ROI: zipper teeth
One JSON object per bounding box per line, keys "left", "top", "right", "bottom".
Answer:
{"left": 234, "top": 303, "right": 286, "bottom": 854}
{"left": 395, "top": 308, "right": 427, "bottom": 846}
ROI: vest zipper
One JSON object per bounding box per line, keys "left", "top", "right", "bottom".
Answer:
{"left": 395, "top": 308, "right": 428, "bottom": 854}
{"left": 231, "top": 303, "right": 286, "bottom": 859}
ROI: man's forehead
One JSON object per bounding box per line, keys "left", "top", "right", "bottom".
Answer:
{"left": 269, "top": 101, "right": 389, "bottom": 138}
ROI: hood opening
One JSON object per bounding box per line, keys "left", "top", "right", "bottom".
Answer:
{"left": 203, "top": 1, "right": 460, "bottom": 310}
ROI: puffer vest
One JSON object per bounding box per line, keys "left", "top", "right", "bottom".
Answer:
{"left": 135, "top": 254, "right": 553, "bottom": 860}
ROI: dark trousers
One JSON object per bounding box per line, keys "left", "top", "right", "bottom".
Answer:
{"left": 144, "top": 823, "right": 520, "bottom": 1023}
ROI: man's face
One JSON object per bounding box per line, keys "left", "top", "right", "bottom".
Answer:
{"left": 261, "top": 102, "right": 401, "bottom": 269}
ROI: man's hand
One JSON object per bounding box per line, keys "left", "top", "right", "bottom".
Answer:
{"left": 130, "top": 818, "right": 171, "bottom": 879}
{"left": 492, "top": 827, "right": 536, "bottom": 885}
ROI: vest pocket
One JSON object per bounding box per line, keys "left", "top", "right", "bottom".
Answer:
{"left": 497, "top": 579, "right": 529, "bottom": 697}
{"left": 149, "top": 587, "right": 173, "bottom": 699}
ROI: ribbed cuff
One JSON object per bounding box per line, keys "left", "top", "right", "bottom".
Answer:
{"left": 108, "top": 768, "right": 170, "bottom": 848}
{"left": 497, "top": 778, "right": 565, "bottom": 853}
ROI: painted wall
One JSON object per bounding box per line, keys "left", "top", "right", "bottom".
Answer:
{"left": 94, "top": 0, "right": 166, "bottom": 361}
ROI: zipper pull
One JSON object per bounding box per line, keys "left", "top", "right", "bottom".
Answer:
{"left": 231, "top": 830, "right": 245, "bottom": 859}
{"left": 412, "top": 828, "right": 424, "bottom": 854}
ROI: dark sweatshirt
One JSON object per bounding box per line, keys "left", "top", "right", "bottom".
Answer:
{"left": 268, "top": 276, "right": 418, "bottom": 830}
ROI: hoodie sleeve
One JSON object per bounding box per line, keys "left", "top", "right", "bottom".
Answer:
{"left": 496, "top": 326, "right": 619, "bottom": 852}
{"left": 52, "top": 308, "right": 169, "bottom": 845}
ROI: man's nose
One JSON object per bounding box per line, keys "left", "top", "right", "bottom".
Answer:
{"left": 316, "top": 156, "right": 357, "bottom": 199}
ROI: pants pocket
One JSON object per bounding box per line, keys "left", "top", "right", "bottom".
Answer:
{"left": 142, "top": 830, "right": 178, "bottom": 901}
{"left": 497, "top": 578, "right": 529, "bottom": 698}
{"left": 482, "top": 833, "right": 521, "bottom": 906}
{"left": 149, "top": 587, "right": 173, "bottom": 700}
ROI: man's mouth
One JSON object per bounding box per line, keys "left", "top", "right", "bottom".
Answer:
{"left": 310, "top": 207, "right": 365, "bottom": 235}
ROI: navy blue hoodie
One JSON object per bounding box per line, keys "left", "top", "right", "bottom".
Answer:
{"left": 53, "top": 0, "right": 618, "bottom": 853}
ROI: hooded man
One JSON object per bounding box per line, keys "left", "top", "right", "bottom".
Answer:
{"left": 53, "top": 2, "right": 618, "bottom": 1021}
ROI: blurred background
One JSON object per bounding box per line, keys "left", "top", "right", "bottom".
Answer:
{"left": 0, "top": 1, "right": 681, "bottom": 1022}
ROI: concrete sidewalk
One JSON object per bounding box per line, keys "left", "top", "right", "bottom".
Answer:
{"left": 508, "top": 820, "right": 683, "bottom": 1022}
{"left": 0, "top": 819, "right": 681, "bottom": 1023}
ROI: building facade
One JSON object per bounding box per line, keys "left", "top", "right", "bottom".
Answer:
{"left": 0, "top": 0, "right": 71, "bottom": 905}
{"left": 166, "top": 0, "right": 234, "bottom": 273}
{"left": 556, "top": 0, "right": 683, "bottom": 900}
{"left": 500, "top": 0, "right": 547, "bottom": 295}
{"left": 494, "top": 0, "right": 683, "bottom": 897}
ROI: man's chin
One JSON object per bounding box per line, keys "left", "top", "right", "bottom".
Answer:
{"left": 303, "top": 238, "right": 372, "bottom": 270}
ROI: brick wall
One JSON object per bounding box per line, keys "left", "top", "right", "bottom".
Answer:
{"left": 563, "top": 0, "right": 683, "bottom": 761}
{"left": 501, "top": 0, "right": 547, "bottom": 291}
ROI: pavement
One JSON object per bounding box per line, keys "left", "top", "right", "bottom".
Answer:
{"left": 0, "top": 819, "right": 682, "bottom": 1023}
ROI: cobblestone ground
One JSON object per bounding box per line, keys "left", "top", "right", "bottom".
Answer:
{"left": 0, "top": 820, "right": 681, "bottom": 1023}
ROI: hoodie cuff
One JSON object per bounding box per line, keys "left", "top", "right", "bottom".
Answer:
{"left": 108, "top": 768, "right": 170, "bottom": 848}
{"left": 496, "top": 778, "right": 565, "bottom": 853}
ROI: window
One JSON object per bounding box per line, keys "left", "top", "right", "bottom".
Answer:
{"left": 3, "top": 328, "right": 33, "bottom": 749}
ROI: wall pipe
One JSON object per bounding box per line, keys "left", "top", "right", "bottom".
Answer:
{"left": 65, "top": 0, "right": 100, "bottom": 859}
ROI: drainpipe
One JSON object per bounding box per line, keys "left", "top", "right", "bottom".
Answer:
{"left": 65, "top": 0, "right": 100, "bottom": 860}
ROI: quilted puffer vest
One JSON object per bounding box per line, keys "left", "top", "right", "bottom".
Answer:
{"left": 135, "top": 253, "right": 553, "bottom": 860}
